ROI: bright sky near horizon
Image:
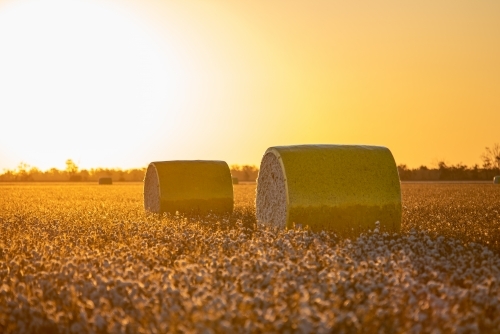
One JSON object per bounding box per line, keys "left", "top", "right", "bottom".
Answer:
{"left": 0, "top": 0, "right": 499, "bottom": 171}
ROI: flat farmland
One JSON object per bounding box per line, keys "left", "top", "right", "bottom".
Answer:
{"left": 1, "top": 182, "right": 500, "bottom": 333}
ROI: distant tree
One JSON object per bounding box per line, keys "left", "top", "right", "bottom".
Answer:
{"left": 437, "top": 161, "right": 448, "bottom": 170}
{"left": 481, "top": 143, "right": 500, "bottom": 169}
{"left": 127, "top": 168, "right": 147, "bottom": 182}
{"left": 0, "top": 169, "right": 15, "bottom": 181}
{"left": 65, "top": 159, "right": 82, "bottom": 181}
{"left": 80, "top": 169, "right": 90, "bottom": 181}
{"left": 230, "top": 165, "right": 259, "bottom": 182}
{"left": 16, "top": 162, "right": 33, "bottom": 181}
{"left": 47, "top": 167, "right": 61, "bottom": 178}
{"left": 28, "top": 166, "right": 42, "bottom": 180}
{"left": 118, "top": 170, "right": 125, "bottom": 182}
{"left": 65, "top": 159, "right": 79, "bottom": 175}
{"left": 397, "top": 164, "right": 411, "bottom": 180}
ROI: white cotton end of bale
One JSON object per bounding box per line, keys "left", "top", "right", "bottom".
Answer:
{"left": 143, "top": 160, "right": 234, "bottom": 214}
{"left": 255, "top": 144, "right": 402, "bottom": 235}
{"left": 494, "top": 176, "right": 500, "bottom": 184}
{"left": 98, "top": 177, "right": 113, "bottom": 185}
{"left": 144, "top": 164, "right": 160, "bottom": 213}
{"left": 255, "top": 152, "right": 288, "bottom": 229}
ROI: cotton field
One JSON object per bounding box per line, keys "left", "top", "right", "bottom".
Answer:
{"left": 0, "top": 183, "right": 499, "bottom": 333}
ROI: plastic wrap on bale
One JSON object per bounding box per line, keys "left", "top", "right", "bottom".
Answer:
{"left": 144, "top": 160, "right": 233, "bottom": 214}
{"left": 256, "top": 144, "right": 401, "bottom": 235}
{"left": 98, "top": 177, "right": 113, "bottom": 185}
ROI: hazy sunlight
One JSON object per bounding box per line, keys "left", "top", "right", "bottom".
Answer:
{"left": 0, "top": 0, "right": 185, "bottom": 170}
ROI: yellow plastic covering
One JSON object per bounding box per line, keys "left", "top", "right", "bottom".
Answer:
{"left": 98, "top": 177, "right": 113, "bottom": 185}
{"left": 257, "top": 145, "right": 402, "bottom": 234}
{"left": 144, "top": 160, "right": 233, "bottom": 214}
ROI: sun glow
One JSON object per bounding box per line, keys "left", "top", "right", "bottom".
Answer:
{"left": 1, "top": 1, "right": 499, "bottom": 171}
{"left": 0, "top": 0, "right": 187, "bottom": 170}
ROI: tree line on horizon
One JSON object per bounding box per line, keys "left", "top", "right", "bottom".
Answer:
{"left": 398, "top": 143, "right": 500, "bottom": 181}
{"left": 397, "top": 162, "right": 500, "bottom": 181}
{"left": 1, "top": 144, "right": 498, "bottom": 182}
{"left": 0, "top": 160, "right": 260, "bottom": 183}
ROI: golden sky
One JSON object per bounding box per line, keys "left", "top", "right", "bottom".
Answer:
{"left": 0, "top": 0, "right": 498, "bottom": 171}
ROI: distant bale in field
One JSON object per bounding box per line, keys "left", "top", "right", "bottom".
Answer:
{"left": 144, "top": 160, "right": 233, "bottom": 214}
{"left": 232, "top": 177, "right": 239, "bottom": 185}
{"left": 494, "top": 176, "right": 500, "bottom": 184}
{"left": 98, "top": 177, "right": 113, "bottom": 185}
{"left": 256, "top": 144, "right": 401, "bottom": 234}
{"left": 69, "top": 175, "right": 82, "bottom": 182}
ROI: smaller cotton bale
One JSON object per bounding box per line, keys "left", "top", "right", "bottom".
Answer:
{"left": 256, "top": 145, "right": 402, "bottom": 235}
{"left": 232, "top": 177, "right": 239, "bottom": 185}
{"left": 98, "top": 177, "right": 113, "bottom": 185}
{"left": 494, "top": 176, "right": 500, "bottom": 184}
{"left": 144, "top": 160, "right": 233, "bottom": 214}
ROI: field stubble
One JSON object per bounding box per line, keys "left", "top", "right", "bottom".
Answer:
{"left": 0, "top": 182, "right": 499, "bottom": 333}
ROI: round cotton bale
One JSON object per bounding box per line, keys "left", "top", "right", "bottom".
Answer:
{"left": 232, "top": 177, "right": 239, "bottom": 185}
{"left": 98, "top": 177, "right": 113, "bottom": 185}
{"left": 494, "top": 176, "right": 500, "bottom": 184}
{"left": 256, "top": 145, "right": 402, "bottom": 234}
{"left": 144, "top": 160, "right": 233, "bottom": 214}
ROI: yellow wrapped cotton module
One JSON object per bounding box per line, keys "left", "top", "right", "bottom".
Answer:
{"left": 144, "top": 160, "right": 233, "bottom": 214}
{"left": 98, "top": 177, "right": 113, "bottom": 185}
{"left": 256, "top": 145, "right": 401, "bottom": 234}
